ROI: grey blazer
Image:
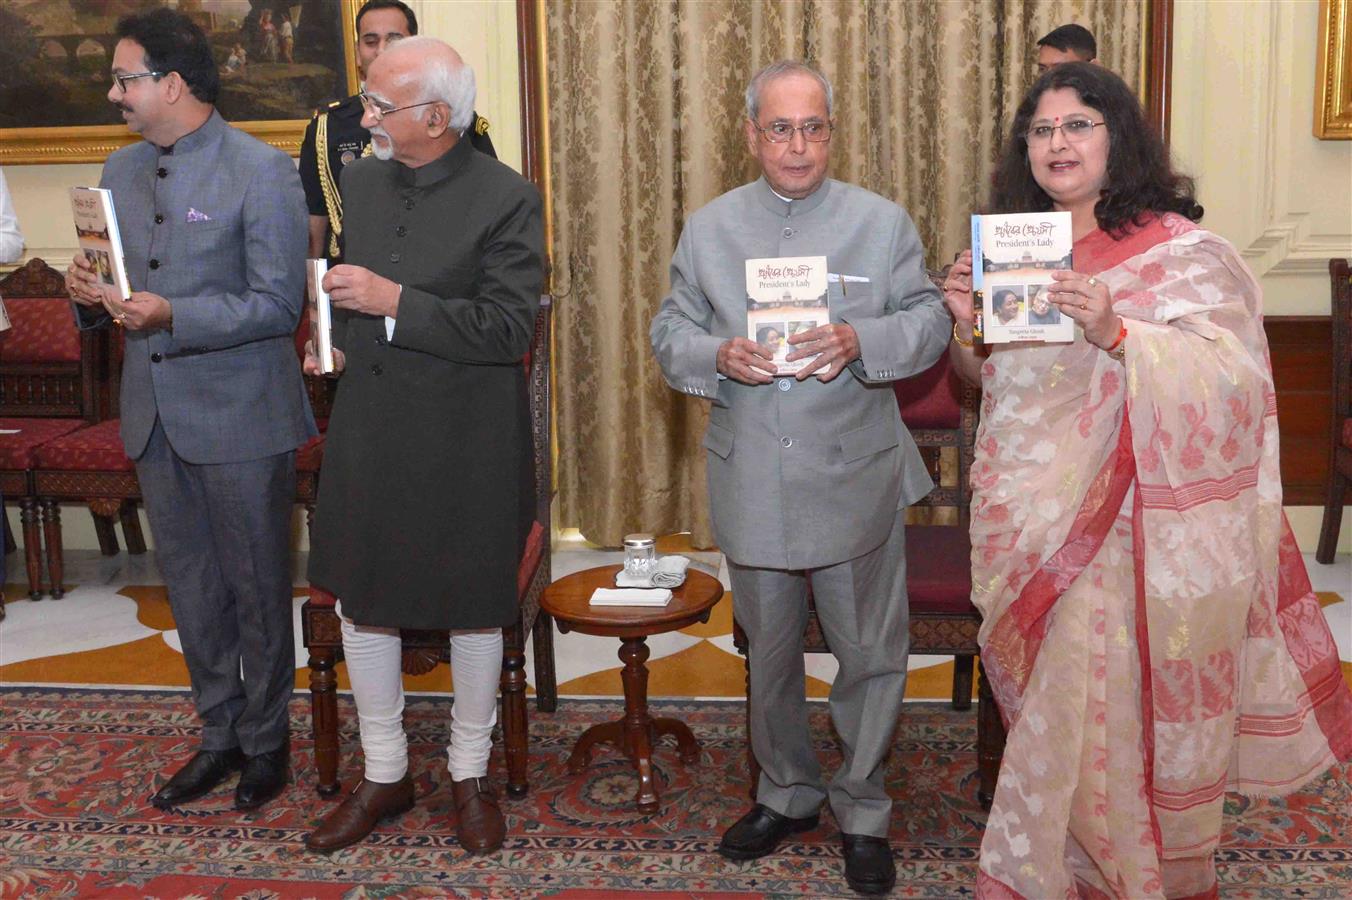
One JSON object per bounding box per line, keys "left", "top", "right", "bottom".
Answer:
{"left": 650, "top": 178, "right": 951, "bottom": 570}
{"left": 80, "top": 111, "right": 316, "bottom": 464}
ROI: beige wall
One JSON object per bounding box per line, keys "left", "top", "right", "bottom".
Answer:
{"left": 2, "top": 1, "right": 522, "bottom": 553}
{"left": 1170, "top": 0, "right": 1352, "bottom": 552}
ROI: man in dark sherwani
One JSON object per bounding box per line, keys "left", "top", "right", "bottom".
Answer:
{"left": 303, "top": 36, "right": 543, "bottom": 857}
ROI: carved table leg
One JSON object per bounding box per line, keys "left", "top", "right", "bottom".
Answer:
{"left": 566, "top": 720, "right": 623, "bottom": 773}
{"left": 976, "top": 658, "right": 1006, "bottom": 810}
{"left": 120, "top": 501, "right": 147, "bottom": 554}
{"left": 309, "top": 647, "right": 341, "bottom": 798}
{"left": 39, "top": 499, "right": 63, "bottom": 599}
{"left": 652, "top": 717, "right": 700, "bottom": 764}
{"left": 91, "top": 512, "right": 120, "bottom": 556}
{"left": 19, "top": 497, "right": 42, "bottom": 600}
{"left": 533, "top": 611, "right": 558, "bottom": 713}
{"left": 618, "top": 637, "right": 658, "bottom": 812}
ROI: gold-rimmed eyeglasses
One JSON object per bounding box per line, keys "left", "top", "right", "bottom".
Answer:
{"left": 1025, "top": 118, "right": 1105, "bottom": 146}
{"left": 754, "top": 121, "right": 834, "bottom": 143}
{"left": 358, "top": 92, "right": 440, "bottom": 122}
{"left": 111, "top": 70, "right": 164, "bottom": 93}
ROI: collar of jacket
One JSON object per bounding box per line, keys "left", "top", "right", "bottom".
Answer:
{"left": 394, "top": 136, "right": 473, "bottom": 189}
{"left": 155, "top": 108, "right": 227, "bottom": 155}
{"left": 754, "top": 175, "right": 833, "bottom": 218}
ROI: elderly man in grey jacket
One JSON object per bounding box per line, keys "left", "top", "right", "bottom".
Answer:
{"left": 66, "top": 8, "right": 314, "bottom": 814}
{"left": 650, "top": 60, "right": 950, "bottom": 895}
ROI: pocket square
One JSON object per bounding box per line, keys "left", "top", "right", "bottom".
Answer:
{"left": 186, "top": 207, "right": 213, "bottom": 223}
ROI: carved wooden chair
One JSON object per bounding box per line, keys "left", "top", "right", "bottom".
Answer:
{"left": 0, "top": 258, "right": 112, "bottom": 599}
{"left": 301, "top": 297, "right": 558, "bottom": 800}
{"left": 733, "top": 350, "right": 1007, "bottom": 808}
{"left": 1317, "top": 258, "right": 1352, "bottom": 563}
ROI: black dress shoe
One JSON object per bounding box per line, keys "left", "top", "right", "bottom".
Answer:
{"left": 234, "top": 745, "right": 290, "bottom": 810}
{"left": 149, "top": 748, "right": 245, "bottom": 810}
{"left": 842, "top": 833, "right": 896, "bottom": 895}
{"left": 717, "top": 804, "right": 819, "bottom": 860}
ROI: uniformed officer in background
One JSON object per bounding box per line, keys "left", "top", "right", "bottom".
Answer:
{"left": 298, "top": 0, "right": 496, "bottom": 261}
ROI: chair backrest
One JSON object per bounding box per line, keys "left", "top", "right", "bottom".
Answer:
{"left": 528, "top": 296, "right": 554, "bottom": 526}
{"left": 0, "top": 258, "right": 105, "bottom": 422}
{"left": 1332, "top": 258, "right": 1351, "bottom": 425}
{"left": 894, "top": 350, "right": 979, "bottom": 526}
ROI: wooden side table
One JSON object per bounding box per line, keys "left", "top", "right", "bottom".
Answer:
{"left": 540, "top": 564, "right": 724, "bottom": 812}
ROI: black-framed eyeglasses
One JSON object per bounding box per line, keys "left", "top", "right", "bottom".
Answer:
{"left": 112, "top": 71, "right": 164, "bottom": 93}
{"left": 754, "top": 121, "right": 834, "bottom": 143}
{"left": 358, "top": 92, "right": 440, "bottom": 122}
{"left": 1025, "top": 118, "right": 1105, "bottom": 146}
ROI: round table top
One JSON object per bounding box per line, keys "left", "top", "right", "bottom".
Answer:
{"left": 541, "top": 564, "right": 724, "bottom": 637}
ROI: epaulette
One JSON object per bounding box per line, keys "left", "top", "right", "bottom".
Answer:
{"left": 475, "top": 115, "right": 491, "bottom": 136}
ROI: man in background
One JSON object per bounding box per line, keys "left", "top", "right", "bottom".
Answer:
{"left": 64, "top": 8, "right": 314, "bottom": 813}
{"left": 1036, "top": 23, "right": 1098, "bottom": 72}
{"left": 297, "top": 0, "right": 496, "bottom": 262}
{"left": 650, "top": 60, "right": 950, "bottom": 895}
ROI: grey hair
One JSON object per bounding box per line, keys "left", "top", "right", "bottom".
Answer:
{"left": 744, "top": 60, "right": 833, "bottom": 121}
{"left": 387, "top": 35, "right": 477, "bottom": 134}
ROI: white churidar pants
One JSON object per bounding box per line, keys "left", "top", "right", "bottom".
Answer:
{"left": 336, "top": 600, "right": 501, "bottom": 783}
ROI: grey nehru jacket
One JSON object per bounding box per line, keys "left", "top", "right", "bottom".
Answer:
{"left": 650, "top": 177, "right": 951, "bottom": 570}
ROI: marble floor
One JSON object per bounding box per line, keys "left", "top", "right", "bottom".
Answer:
{"left": 1, "top": 538, "right": 1349, "bottom": 702}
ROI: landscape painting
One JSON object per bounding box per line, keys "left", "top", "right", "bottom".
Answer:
{"left": 0, "top": 0, "right": 359, "bottom": 163}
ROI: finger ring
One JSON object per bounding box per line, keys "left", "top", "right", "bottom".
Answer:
{"left": 1081, "top": 302, "right": 1088, "bottom": 310}
{"left": 1087, "top": 277, "right": 1098, "bottom": 287}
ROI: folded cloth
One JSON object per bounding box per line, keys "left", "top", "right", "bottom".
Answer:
{"left": 614, "top": 555, "right": 691, "bottom": 589}
{"left": 589, "top": 587, "right": 673, "bottom": 607}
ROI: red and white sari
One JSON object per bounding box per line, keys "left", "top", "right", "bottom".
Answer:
{"left": 971, "top": 213, "right": 1352, "bottom": 899}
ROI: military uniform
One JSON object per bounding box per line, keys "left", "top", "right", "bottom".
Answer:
{"left": 298, "top": 94, "right": 497, "bottom": 261}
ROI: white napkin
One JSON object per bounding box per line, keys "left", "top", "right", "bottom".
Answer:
{"left": 615, "top": 554, "right": 691, "bottom": 588}
{"left": 589, "top": 587, "right": 673, "bottom": 607}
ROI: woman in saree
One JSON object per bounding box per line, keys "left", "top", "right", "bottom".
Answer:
{"left": 942, "top": 62, "right": 1351, "bottom": 899}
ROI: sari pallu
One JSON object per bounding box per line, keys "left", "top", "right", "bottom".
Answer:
{"left": 970, "top": 213, "right": 1352, "bottom": 900}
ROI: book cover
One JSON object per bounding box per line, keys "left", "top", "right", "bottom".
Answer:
{"left": 744, "top": 255, "right": 829, "bottom": 374}
{"left": 971, "top": 211, "right": 1075, "bottom": 344}
{"left": 306, "top": 258, "right": 335, "bottom": 374}
{"left": 69, "top": 187, "right": 131, "bottom": 301}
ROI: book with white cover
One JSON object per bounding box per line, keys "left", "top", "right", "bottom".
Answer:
{"left": 971, "top": 211, "right": 1075, "bottom": 344}
{"left": 69, "top": 187, "right": 131, "bottom": 301}
{"left": 306, "top": 258, "right": 335, "bottom": 374}
{"left": 745, "top": 255, "right": 829, "bottom": 374}
{"left": 589, "top": 588, "right": 673, "bottom": 607}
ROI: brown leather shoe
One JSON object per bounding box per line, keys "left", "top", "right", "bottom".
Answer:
{"left": 305, "top": 776, "right": 415, "bottom": 854}
{"left": 451, "top": 776, "right": 505, "bottom": 854}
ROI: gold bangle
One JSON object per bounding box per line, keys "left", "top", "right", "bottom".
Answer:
{"left": 952, "top": 320, "right": 974, "bottom": 347}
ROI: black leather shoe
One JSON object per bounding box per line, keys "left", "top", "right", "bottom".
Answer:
{"left": 234, "top": 744, "right": 290, "bottom": 811}
{"left": 149, "top": 748, "right": 245, "bottom": 809}
{"left": 717, "top": 804, "right": 819, "bottom": 860}
{"left": 842, "top": 833, "right": 896, "bottom": 895}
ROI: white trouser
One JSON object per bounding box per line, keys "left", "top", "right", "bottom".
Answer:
{"left": 336, "top": 600, "right": 502, "bottom": 783}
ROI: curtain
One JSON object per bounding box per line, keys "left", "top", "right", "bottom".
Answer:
{"left": 547, "top": 0, "right": 1146, "bottom": 548}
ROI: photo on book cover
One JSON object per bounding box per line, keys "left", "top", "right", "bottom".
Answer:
{"left": 971, "top": 211, "right": 1075, "bottom": 344}
{"left": 69, "top": 186, "right": 131, "bottom": 300}
{"left": 744, "top": 255, "right": 829, "bottom": 374}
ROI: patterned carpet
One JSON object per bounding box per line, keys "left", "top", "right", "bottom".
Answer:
{"left": 1, "top": 688, "right": 1350, "bottom": 899}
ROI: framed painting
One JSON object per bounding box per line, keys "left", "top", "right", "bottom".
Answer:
{"left": 1315, "top": 0, "right": 1351, "bottom": 139}
{"left": 0, "top": 0, "right": 361, "bottom": 164}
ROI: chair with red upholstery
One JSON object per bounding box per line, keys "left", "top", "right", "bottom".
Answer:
{"left": 0, "top": 258, "right": 109, "bottom": 599}
{"left": 1317, "top": 258, "right": 1352, "bottom": 563}
{"left": 732, "top": 349, "right": 1007, "bottom": 808}
{"left": 301, "top": 297, "right": 558, "bottom": 800}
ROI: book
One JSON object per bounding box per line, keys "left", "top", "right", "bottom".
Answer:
{"left": 68, "top": 187, "right": 131, "bottom": 301}
{"left": 971, "top": 211, "right": 1075, "bottom": 344}
{"left": 306, "top": 258, "right": 335, "bottom": 374}
{"left": 589, "top": 588, "right": 674, "bottom": 607}
{"left": 745, "top": 255, "right": 829, "bottom": 375}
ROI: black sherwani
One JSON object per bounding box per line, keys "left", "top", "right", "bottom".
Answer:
{"left": 307, "top": 138, "right": 544, "bottom": 629}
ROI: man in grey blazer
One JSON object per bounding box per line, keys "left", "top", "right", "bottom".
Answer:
{"left": 650, "top": 61, "right": 949, "bottom": 895}
{"left": 66, "top": 9, "right": 315, "bottom": 812}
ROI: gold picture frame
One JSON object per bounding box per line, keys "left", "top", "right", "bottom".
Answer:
{"left": 0, "top": 0, "right": 361, "bottom": 165}
{"left": 1316, "top": 0, "right": 1352, "bottom": 139}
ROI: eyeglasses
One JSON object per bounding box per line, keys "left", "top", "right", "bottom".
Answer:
{"left": 358, "top": 92, "right": 440, "bottom": 122}
{"left": 1025, "top": 118, "right": 1105, "bottom": 146}
{"left": 112, "top": 71, "right": 164, "bottom": 93}
{"left": 754, "top": 121, "right": 834, "bottom": 143}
